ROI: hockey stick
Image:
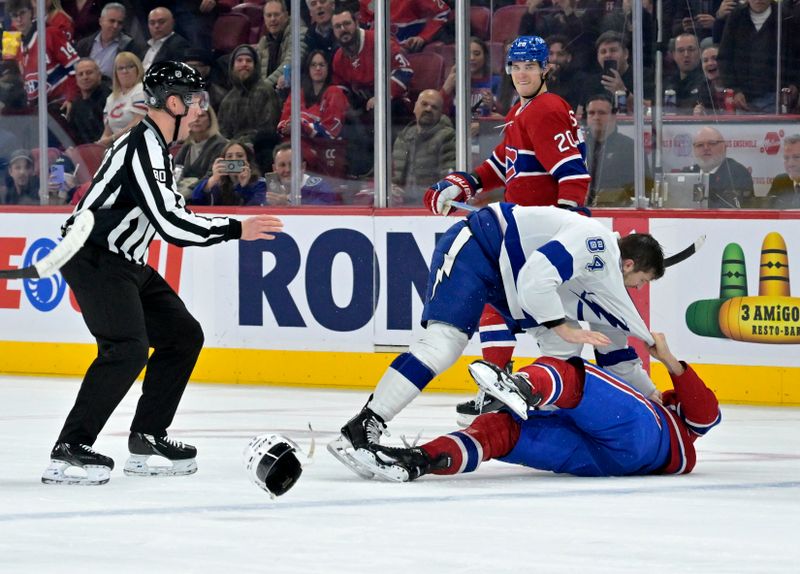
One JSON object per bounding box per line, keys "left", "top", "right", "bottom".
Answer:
{"left": 446, "top": 200, "right": 478, "bottom": 212}
{"left": 664, "top": 234, "right": 706, "bottom": 268}
{"left": 0, "top": 211, "right": 94, "bottom": 280}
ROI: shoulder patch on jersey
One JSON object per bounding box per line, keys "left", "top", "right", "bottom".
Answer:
{"left": 306, "top": 176, "right": 322, "bottom": 187}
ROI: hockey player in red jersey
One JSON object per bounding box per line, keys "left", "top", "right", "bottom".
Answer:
{"left": 9, "top": 0, "right": 78, "bottom": 107}
{"left": 351, "top": 332, "right": 721, "bottom": 481}
{"left": 425, "top": 36, "right": 601, "bottom": 422}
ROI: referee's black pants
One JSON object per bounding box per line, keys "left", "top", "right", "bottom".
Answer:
{"left": 57, "top": 245, "right": 204, "bottom": 446}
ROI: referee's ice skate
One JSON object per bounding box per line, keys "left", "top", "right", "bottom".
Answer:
{"left": 123, "top": 433, "right": 197, "bottom": 477}
{"left": 41, "top": 442, "right": 114, "bottom": 486}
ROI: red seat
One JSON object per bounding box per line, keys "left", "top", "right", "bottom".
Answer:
{"left": 67, "top": 143, "right": 107, "bottom": 183}
{"left": 231, "top": 3, "right": 264, "bottom": 43}
{"left": 406, "top": 52, "right": 445, "bottom": 100}
{"left": 212, "top": 13, "right": 252, "bottom": 54}
{"left": 470, "top": 6, "right": 491, "bottom": 40}
{"left": 490, "top": 5, "right": 527, "bottom": 45}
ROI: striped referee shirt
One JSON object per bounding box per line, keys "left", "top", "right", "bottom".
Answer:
{"left": 63, "top": 116, "right": 242, "bottom": 265}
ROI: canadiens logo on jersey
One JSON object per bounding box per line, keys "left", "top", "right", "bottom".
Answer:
{"left": 505, "top": 147, "right": 519, "bottom": 179}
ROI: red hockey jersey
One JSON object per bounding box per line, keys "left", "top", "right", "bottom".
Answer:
{"left": 359, "top": 0, "right": 450, "bottom": 43}
{"left": 18, "top": 23, "right": 79, "bottom": 104}
{"left": 474, "top": 92, "right": 590, "bottom": 207}
{"left": 278, "top": 85, "right": 349, "bottom": 139}
{"left": 653, "top": 364, "right": 721, "bottom": 474}
{"left": 331, "top": 29, "right": 412, "bottom": 102}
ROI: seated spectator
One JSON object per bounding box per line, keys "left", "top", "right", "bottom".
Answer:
{"left": 276, "top": 49, "right": 349, "bottom": 174}
{"left": 718, "top": 0, "right": 799, "bottom": 113}
{"left": 67, "top": 57, "right": 111, "bottom": 145}
{"left": 331, "top": 3, "right": 413, "bottom": 177}
{"left": 182, "top": 48, "right": 227, "bottom": 113}
{"left": 0, "top": 128, "right": 21, "bottom": 188}
{"left": 45, "top": 0, "right": 74, "bottom": 41}
{"left": 545, "top": 34, "right": 587, "bottom": 112}
{"left": 141, "top": 6, "right": 190, "bottom": 72}
{"left": 693, "top": 44, "right": 724, "bottom": 115}
{"left": 598, "top": 0, "right": 656, "bottom": 72}
{"left": 2, "top": 149, "right": 38, "bottom": 204}
{"left": 304, "top": 0, "right": 336, "bottom": 58}
{"left": 441, "top": 36, "right": 501, "bottom": 118}
{"left": 664, "top": 33, "right": 704, "bottom": 114}
{"left": 767, "top": 134, "right": 800, "bottom": 208}
{"left": 584, "top": 31, "right": 636, "bottom": 105}
{"left": 519, "top": 0, "right": 600, "bottom": 69}
{"left": 191, "top": 140, "right": 266, "bottom": 206}
{"left": 173, "top": 107, "right": 228, "bottom": 199}
{"left": 392, "top": 89, "right": 455, "bottom": 205}
{"left": 10, "top": 0, "right": 78, "bottom": 109}
{"left": 97, "top": 51, "right": 146, "bottom": 147}
{"left": 682, "top": 126, "right": 754, "bottom": 208}
{"left": 217, "top": 44, "right": 281, "bottom": 148}
{"left": 75, "top": 2, "right": 144, "bottom": 81}
{"left": 584, "top": 93, "right": 636, "bottom": 206}
{"left": 265, "top": 142, "right": 341, "bottom": 205}
{"left": 354, "top": 0, "right": 450, "bottom": 52}
{"left": 257, "top": 0, "right": 307, "bottom": 93}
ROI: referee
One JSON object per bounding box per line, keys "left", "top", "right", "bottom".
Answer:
{"left": 42, "top": 61, "right": 284, "bottom": 486}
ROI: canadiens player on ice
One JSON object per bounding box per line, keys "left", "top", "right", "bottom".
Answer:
{"left": 352, "top": 332, "right": 721, "bottom": 481}
{"left": 424, "top": 36, "right": 659, "bottom": 426}
{"left": 329, "top": 204, "right": 665, "bottom": 477}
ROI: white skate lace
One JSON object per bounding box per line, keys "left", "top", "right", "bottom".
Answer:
{"left": 365, "top": 417, "right": 389, "bottom": 443}
{"left": 160, "top": 436, "right": 185, "bottom": 449}
{"left": 400, "top": 431, "right": 422, "bottom": 448}
{"left": 79, "top": 444, "right": 100, "bottom": 454}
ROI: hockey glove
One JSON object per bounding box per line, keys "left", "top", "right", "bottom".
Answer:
{"left": 424, "top": 172, "right": 482, "bottom": 215}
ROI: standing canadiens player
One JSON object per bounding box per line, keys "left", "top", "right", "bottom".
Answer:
{"left": 423, "top": 36, "right": 659, "bottom": 426}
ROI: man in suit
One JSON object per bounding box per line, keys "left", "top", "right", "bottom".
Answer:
{"left": 768, "top": 134, "right": 800, "bottom": 208}
{"left": 584, "top": 93, "right": 636, "bottom": 206}
{"left": 683, "top": 126, "right": 754, "bottom": 208}
{"left": 75, "top": 2, "right": 145, "bottom": 81}
{"left": 141, "top": 7, "right": 190, "bottom": 72}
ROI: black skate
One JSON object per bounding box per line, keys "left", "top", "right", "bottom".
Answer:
{"left": 327, "top": 401, "right": 389, "bottom": 479}
{"left": 467, "top": 360, "right": 542, "bottom": 420}
{"left": 352, "top": 445, "right": 451, "bottom": 482}
{"left": 456, "top": 361, "right": 514, "bottom": 427}
{"left": 42, "top": 442, "right": 115, "bottom": 486}
{"left": 123, "top": 432, "right": 198, "bottom": 477}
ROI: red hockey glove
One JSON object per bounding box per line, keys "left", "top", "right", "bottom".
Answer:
{"left": 423, "top": 172, "right": 482, "bottom": 215}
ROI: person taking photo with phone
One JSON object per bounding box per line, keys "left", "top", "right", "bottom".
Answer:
{"left": 190, "top": 139, "right": 266, "bottom": 206}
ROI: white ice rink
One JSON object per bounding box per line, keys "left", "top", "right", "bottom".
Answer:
{"left": 1, "top": 375, "right": 798, "bottom": 573}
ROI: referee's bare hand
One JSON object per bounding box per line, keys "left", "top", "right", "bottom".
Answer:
{"left": 240, "top": 215, "right": 284, "bottom": 241}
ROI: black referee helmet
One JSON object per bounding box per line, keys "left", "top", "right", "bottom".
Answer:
{"left": 143, "top": 61, "right": 208, "bottom": 111}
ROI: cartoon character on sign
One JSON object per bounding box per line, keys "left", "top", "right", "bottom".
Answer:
{"left": 686, "top": 232, "right": 800, "bottom": 343}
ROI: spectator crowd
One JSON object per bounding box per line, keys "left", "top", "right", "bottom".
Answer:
{"left": 0, "top": 0, "right": 798, "bottom": 207}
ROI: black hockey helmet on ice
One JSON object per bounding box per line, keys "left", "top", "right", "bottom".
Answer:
{"left": 243, "top": 434, "right": 307, "bottom": 498}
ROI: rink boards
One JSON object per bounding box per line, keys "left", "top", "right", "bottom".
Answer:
{"left": 0, "top": 207, "right": 799, "bottom": 405}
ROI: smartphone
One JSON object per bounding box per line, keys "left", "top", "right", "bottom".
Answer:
{"left": 223, "top": 159, "right": 245, "bottom": 173}
{"left": 603, "top": 60, "right": 617, "bottom": 76}
{"left": 49, "top": 163, "right": 65, "bottom": 187}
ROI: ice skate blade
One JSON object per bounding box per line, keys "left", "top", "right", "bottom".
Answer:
{"left": 352, "top": 449, "right": 410, "bottom": 483}
{"left": 326, "top": 435, "right": 376, "bottom": 480}
{"left": 41, "top": 460, "right": 111, "bottom": 486}
{"left": 467, "top": 361, "right": 529, "bottom": 420}
{"left": 123, "top": 455, "right": 197, "bottom": 477}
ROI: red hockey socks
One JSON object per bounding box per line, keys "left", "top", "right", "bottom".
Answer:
{"left": 478, "top": 304, "right": 515, "bottom": 369}
{"left": 421, "top": 412, "right": 521, "bottom": 475}
{"left": 517, "top": 356, "right": 584, "bottom": 409}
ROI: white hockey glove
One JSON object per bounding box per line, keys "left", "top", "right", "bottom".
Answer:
{"left": 423, "top": 172, "right": 481, "bottom": 215}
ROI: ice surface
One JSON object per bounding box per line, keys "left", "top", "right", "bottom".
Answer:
{"left": 1, "top": 376, "right": 798, "bottom": 573}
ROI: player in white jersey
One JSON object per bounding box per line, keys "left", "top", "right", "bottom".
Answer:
{"left": 329, "top": 204, "right": 665, "bottom": 477}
